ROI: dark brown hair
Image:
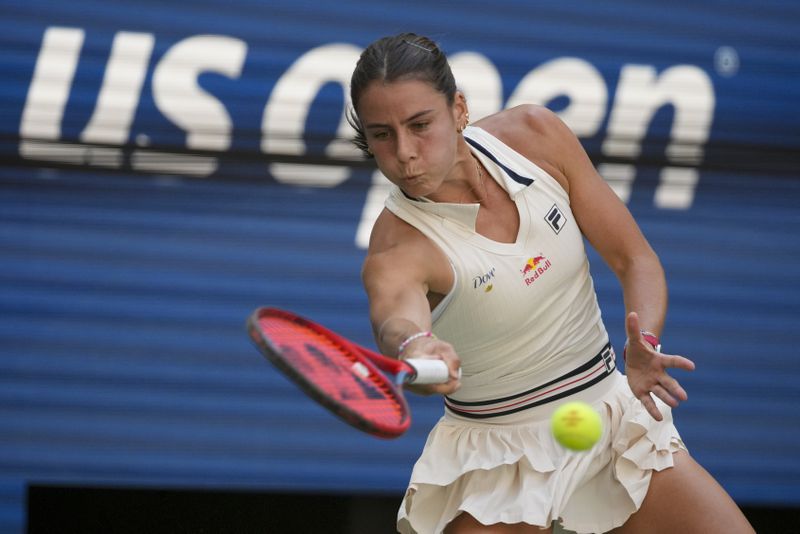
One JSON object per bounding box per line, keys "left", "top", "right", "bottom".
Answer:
{"left": 347, "top": 33, "right": 457, "bottom": 158}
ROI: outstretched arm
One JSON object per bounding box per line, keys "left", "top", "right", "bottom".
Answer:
{"left": 362, "top": 210, "right": 461, "bottom": 395}
{"left": 509, "top": 105, "right": 696, "bottom": 420}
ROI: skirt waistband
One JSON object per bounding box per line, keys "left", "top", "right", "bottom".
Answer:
{"left": 444, "top": 342, "right": 616, "bottom": 419}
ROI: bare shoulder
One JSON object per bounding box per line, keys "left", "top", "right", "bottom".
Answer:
{"left": 362, "top": 208, "right": 451, "bottom": 295}
{"left": 366, "top": 207, "right": 427, "bottom": 256}
{"left": 476, "top": 104, "right": 559, "bottom": 136}
{"left": 475, "top": 105, "right": 569, "bottom": 147}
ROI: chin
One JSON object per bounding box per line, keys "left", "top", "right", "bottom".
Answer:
{"left": 402, "top": 181, "right": 435, "bottom": 199}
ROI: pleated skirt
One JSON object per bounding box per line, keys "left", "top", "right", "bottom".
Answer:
{"left": 397, "top": 371, "right": 686, "bottom": 534}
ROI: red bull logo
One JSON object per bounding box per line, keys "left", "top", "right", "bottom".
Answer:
{"left": 521, "top": 254, "right": 551, "bottom": 286}
{"left": 521, "top": 255, "right": 546, "bottom": 274}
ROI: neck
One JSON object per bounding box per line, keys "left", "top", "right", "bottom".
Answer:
{"left": 417, "top": 140, "right": 489, "bottom": 204}
{"left": 456, "top": 153, "right": 487, "bottom": 204}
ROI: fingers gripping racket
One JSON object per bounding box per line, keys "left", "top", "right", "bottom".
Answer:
{"left": 246, "top": 307, "right": 451, "bottom": 438}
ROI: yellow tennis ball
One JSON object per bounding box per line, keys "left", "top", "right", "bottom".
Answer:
{"left": 551, "top": 401, "right": 603, "bottom": 451}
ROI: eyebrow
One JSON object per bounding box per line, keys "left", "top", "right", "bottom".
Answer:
{"left": 364, "top": 109, "right": 435, "bottom": 129}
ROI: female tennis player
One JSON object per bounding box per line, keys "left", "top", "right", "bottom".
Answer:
{"left": 349, "top": 33, "right": 754, "bottom": 534}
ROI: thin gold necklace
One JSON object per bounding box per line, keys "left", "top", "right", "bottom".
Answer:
{"left": 472, "top": 154, "right": 488, "bottom": 203}
{"left": 456, "top": 154, "right": 488, "bottom": 204}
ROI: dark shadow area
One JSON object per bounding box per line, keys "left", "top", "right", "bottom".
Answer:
{"left": 27, "top": 484, "right": 800, "bottom": 533}
{"left": 27, "top": 485, "right": 398, "bottom": 534}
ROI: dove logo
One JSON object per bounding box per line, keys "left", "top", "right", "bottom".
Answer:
{"left": 473, "top": 267, "right": 496, "bottom": 292}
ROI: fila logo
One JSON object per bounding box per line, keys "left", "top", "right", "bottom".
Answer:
{"left": 545, "top": 205, "right": 567, "bottom": 234}
{"left": 601, "top": 345, "right": 616, "bottom": 372}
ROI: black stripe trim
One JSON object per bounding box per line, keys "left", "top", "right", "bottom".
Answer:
{"left": 445, "top": 370, "right": 611, "bottom": 419}
{"left": 465, "top": 136, "right": 534, "bottom": 187}
{"left": 445, "top": 342, "right": 612, "bottom": 407}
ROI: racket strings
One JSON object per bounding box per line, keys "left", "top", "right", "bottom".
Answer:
{"left": 263, "top": 317, "right": 405, "bottom": 424}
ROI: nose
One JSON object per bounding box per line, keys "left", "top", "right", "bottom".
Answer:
{"left": 395, "top": 130, "right": 417, "bottom": 163}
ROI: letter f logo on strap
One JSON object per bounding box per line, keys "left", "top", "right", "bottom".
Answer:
{"left": 545, "top": 204, "right": 566, "bottom": 234}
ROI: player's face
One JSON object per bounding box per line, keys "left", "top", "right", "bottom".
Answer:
{"left": 357, "top": 79, "right": 465, "bottom": 198}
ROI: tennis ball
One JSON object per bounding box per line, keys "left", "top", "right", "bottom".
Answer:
{"left": 551, "top": 401, "right": 603, "bottom": 451}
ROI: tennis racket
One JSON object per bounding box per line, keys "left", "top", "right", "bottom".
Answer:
{"left": 246, "top": 306, "right": 452, "bottom": 439}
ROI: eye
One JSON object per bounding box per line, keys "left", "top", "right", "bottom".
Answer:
{"left": 371, "top": 130, "right": 389, "bottom": 140}
{"left": 412, "top": 122, "right": 430, "bottom": 131}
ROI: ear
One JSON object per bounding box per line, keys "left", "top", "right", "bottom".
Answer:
{"left": 453, "top": 91, "right": 469, "bottom": 131}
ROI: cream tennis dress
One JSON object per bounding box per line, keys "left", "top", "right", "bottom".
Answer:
{"left": 386, "top": 126, "right": 685, "bottom": 534}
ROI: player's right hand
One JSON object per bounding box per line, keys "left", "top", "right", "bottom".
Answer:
{"left": 402, "top": 336, "right": 461, "bottom": 395}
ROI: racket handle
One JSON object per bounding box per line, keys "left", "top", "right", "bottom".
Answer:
{"left": 404, "top": 359, "right": 457, "bottom": 385}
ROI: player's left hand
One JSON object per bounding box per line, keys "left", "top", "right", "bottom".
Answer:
{"left": 623, "top": 311, "right": 696, "bottom": 421}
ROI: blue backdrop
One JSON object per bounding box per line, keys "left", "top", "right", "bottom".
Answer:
{"left": 1, "top": 1, "right": 799, "bottom": 532}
